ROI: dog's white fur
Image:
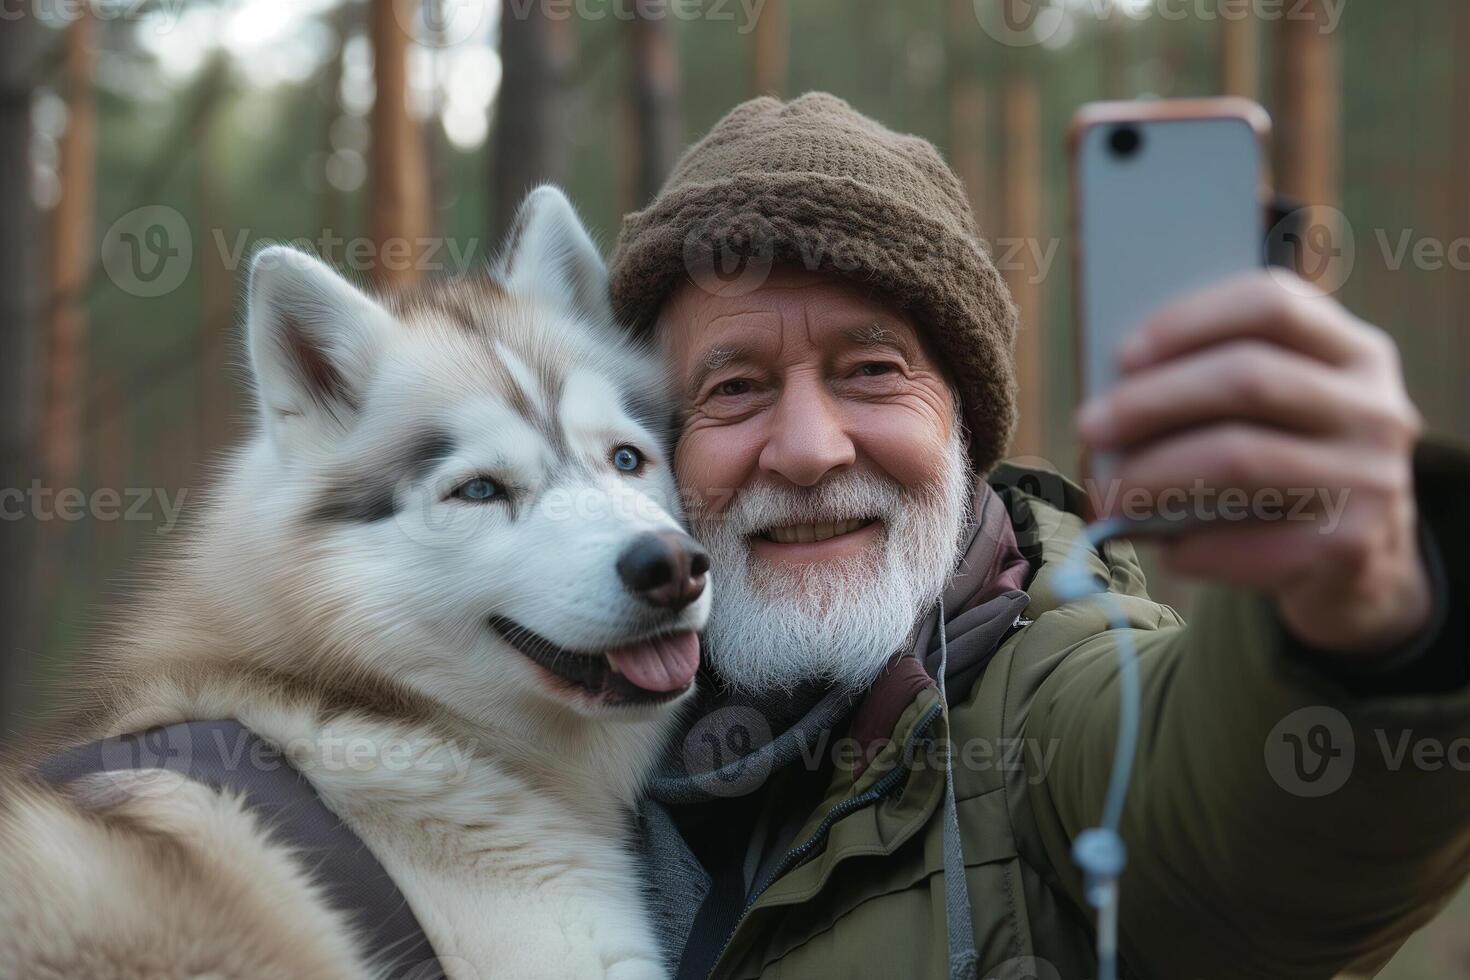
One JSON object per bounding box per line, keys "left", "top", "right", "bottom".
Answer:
{"left": 0, "top": 187, "right": 707, "bottom": 980}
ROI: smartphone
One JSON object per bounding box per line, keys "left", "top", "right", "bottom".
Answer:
{"left": 1070, "top": 98, "right": 1271, "bottom": 483}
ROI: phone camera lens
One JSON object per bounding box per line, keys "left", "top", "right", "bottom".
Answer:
{"left": 1108, "top": 125, "right": 1143, "bottom": 159}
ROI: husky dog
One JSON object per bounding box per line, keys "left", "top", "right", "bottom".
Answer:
{"left": 0, "top": 187, "right": 709, "bottom": 979}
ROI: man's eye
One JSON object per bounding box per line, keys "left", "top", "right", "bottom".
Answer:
{"left": 857, "top": 362, "right": 896, "bottom": 377}
{"left": 713, "top": 379, "right": 753, "bottom": 397}
{"left": 451, "top": 477, "right": 503, "bottom": 502}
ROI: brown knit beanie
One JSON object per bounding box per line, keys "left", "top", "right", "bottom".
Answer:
{"left": 607, "top": 92, "right": 1019, "bottom": 475}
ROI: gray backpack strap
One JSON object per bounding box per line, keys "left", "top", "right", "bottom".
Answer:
{"left": 38, "top": 720, "right": 445, "bottom": 980}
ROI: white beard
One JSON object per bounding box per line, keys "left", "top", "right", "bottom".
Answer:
{"left": 690, "top": 430, "right": 973, "bottom": 697}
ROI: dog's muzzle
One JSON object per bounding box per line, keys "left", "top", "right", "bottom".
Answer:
{"left": 616, "top": 531, "right": 709, "bottom": 612}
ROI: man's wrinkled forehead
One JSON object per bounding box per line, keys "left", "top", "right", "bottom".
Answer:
{"left": 657, "top": 270, "right": 930, "bottom": 387}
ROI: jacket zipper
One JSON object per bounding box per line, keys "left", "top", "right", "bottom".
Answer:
{"left": 704, "top": 700, "right": 945, "bottom": 979}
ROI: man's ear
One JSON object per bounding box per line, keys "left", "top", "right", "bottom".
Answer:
{"left": 495, "top": 185, "right": 613, "bottom": 325}
{"left": 246, "top": 245, "right": 393, "bottom": 455}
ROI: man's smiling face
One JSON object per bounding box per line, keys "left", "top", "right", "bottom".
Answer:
{"left": 659, "top": 266, "right": 973, "bottom": 695}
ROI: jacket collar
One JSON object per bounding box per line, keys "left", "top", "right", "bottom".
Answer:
{"left": 846, "top": 479, "right": 1032, "bottom": 773}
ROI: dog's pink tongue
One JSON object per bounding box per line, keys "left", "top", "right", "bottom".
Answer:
{"left": 607, "top": 631, "right": 700, "bottom": 692}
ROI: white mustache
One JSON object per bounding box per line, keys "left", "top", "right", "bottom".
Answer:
{"left": 699, "top": 473, "right": 907, "bottom": 541}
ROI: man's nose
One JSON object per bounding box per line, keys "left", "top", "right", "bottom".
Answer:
{"left": 617, "top": 531, "right": 709, "bottom": 611}
{"left": 758, "top": 380, "right": 856, "bottom": 487}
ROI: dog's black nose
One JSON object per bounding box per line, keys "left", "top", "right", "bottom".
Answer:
{"left": 617, "top": 531, "right": 709, "bottom": 611}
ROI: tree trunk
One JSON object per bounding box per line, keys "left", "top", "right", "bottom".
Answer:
{"left": 491, "top": 0, "right": 574, "bottom": 243}
{"left": 751, "top": 0, "right": 787, "bottom": 97}
{"left": 42, "top": 13, "right": 95, "bottom": 500}
{"left": 1156, "top": 12, "right": 1188, "bottom": 96}
{"left": 1220, "top": 0, "right": 1259, "bottom": 99}
{"left": 1002, "top": 75, "right": 1043, "bottom": 459}
{"left": 1272, "top": 0, "right": 1341, "bottom": 283}
{"left": 369, "top": 0, "right": 430, "bottom": 285}
{"left": 93, "top": 370, "right": 128, "bottom": 571}
{"left": 320, "top": 0, "right": 356, "bottom": 243}
{"left": 1455, "top": 1, "right": 1470, "bottom": 436}
{"left": 197, "top": 105, "right": 236, "bottom": 455}
{"left": 948, "top": 0, "right": 988, "bottom": 230}
{"left": 1101, "top": 10, "right": 1128, "bottom": 99}
{"left": 626, "top": 11, "right": 683, "bottom": 208}
{"left": 0, "top": 8, "right": 38, "bottom": 745}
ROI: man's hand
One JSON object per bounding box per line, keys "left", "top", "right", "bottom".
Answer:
{"left": 1077, "top": 270, "right": 1430, "bottom": 658}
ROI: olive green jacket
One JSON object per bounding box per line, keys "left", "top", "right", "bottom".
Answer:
{"left": 704, "top": 441, "right": 1470, "bottom": 980}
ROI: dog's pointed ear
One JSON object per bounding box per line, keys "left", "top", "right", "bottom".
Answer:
{"left": 246, "top": 245, "right": 393, "bottom": 453}
{"left": 495, "top": 185, "right": 613, "bottom": 325}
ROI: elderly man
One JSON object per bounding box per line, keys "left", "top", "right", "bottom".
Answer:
{"left": 606, "top": 94, "right": 1470, "bottom": 980}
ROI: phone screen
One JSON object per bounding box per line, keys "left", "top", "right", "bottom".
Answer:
{"left": 1075, "top": 111, "right": 1265, "bottom": 407}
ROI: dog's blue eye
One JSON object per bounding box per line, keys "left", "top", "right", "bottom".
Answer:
{"left": 613, "top": 446, "right": 643, "bottom": 473}
{"left": 452, "top": 477, "right": 502, "bottom": 502}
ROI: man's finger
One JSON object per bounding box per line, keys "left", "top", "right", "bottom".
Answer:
{"left": 1080, "top": 339, "right": 1359, "bottom": 450}
{"left": 1154, "top": 519, "right": 1342, "bottom": 591}
{"left": 1100, "top": 423, "right": 1404, "bottom": 524}
{"left": 1117, "top": 270, "right": 1382, "bottom": 373}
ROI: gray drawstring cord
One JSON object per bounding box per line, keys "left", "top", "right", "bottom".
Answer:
{"left": 935, "top": 516, "right": 1142, "bottom": 980}
{"left": 1055, "top": 516, "right": 1145, "bottom": 980}
{"left": 936, "top": 595, "right": 979, "bottom": 980}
